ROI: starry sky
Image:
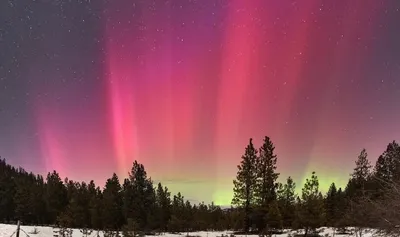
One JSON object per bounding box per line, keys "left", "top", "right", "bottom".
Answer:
{"left": 1, "top": 0, "right": 400, "bottom": 205}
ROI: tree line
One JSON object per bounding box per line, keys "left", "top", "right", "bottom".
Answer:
{"left": 231, "top": 137, "right": 400, "bottom": 236}
{"left": 0, "top": 137, "right": 400, "bottom": 236}
{"left": 0, "top": 160, "right": 235, "bottom": 234}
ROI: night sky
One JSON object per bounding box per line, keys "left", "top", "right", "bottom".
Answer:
{"left": 1, "top": 0, "right": 400, "bottom": 205}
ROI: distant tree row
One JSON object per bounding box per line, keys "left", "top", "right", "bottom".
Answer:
{"left": 0, "top": 160, "right": 232, "bottom": 234}
{"left": 232, "top": 137, "right": 400, "bottom": 236}
{"left": 1, "top": 138, "right": 400, "bottom": 236}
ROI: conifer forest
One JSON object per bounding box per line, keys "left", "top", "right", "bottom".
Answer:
{"left": 1, "top": 137, "right": 400, "bottom": 237}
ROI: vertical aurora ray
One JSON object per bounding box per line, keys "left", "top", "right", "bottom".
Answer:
{"left": 32, "top": 78, "right": 116, "bottom": 183}
{"left": 213, "top": 0, "right": 265, "bottom": 204}
{"left": 106, "top": 63, "right": 139, "bottom": 176}
{"left": 35, "top": 106, "right": 64, "bottom": 174}
{"left": 103, "top": 12, "right": 140, "bottom": 177}
{"left": 103, "top": 1, "right": 205, "bottom": 180}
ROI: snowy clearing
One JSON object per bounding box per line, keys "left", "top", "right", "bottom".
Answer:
{"left": 0, "top": 224, "right": 375, "bottom": 237}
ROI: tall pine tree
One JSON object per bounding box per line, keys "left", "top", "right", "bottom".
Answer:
{"left": 123, "top": 161, "right": 157, "bottom": 231}
{"left": 88, "top": 180, "right": 103, "bottom": 230}
{"left": 350, "top": 149, "right": 372, "bottom": 197}
{"left": 102, "top": 173, "right": 124, "bottom": 231}
{"left": 346, "top": 149, "right": 372, "bottom": 201}
{"left": 232, "top": 138, "right": 258, "bottom": 232}
{"left": 254, "top": 136, "right": 280, "bottom": 232}
{"left": 46, "top": 171, "right": 68, "bottom": 224}
{"left": 346, "top": 149, "right": 374, "bottom": 232}
{"left": 256, "top": 136, "right": 279, "bottom": 205}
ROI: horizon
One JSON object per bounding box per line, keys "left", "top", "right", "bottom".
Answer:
{"left": 0, "top": 141, "right": 387, "bottom": 206}
{"left": 1, "top": 1, "right": 400, "bottom": 206}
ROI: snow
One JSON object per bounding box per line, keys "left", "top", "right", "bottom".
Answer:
{"left": 0, "top": 224, "right": 375, "bottom": 237}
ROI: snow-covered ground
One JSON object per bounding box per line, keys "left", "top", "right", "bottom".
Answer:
{"left": 0, "top": 224, "right": 374, "bottom": 237}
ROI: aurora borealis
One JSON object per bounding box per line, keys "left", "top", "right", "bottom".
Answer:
{"left": 1, "top": 0, "right": 400, "bottom": 205}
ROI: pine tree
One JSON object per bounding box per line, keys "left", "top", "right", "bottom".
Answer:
{"left": 58, "top": 180, "right": 78, "bottom": 228}
{"left": 46, "top": 171, "right": 68, "bottom": 224}
{"left": 277, "top": 176, "right": 297, "bottom": 228}
{"left": 256, "top": 136, "right": 279, "bottom": 205}
{"left": 30, "top": 175, "right": 47, "bottom": 224}
{"left": 298, "top": 172, "right": 325, "bottom": 236}
{"left": 253, "top": 136, "right": 280, "bottom": 232}
{"left": 102, "top": 173, "right": 124, "bottom": 231}
{"left": 169, "top": 192, "right": 185, "bottom": 233}
{"left": 122, "top": 161, "right": 156, "bottom": 231}
{"left": 346, "top": 149, "right": 374, "bottom": 233}
{"left": 374, "top": 155, "right": 391, "bottom": 183}
{"left": 0, "top": 159, "right": 16, "bottom": 223}
{"left": 123, "top": 161, "right": 143, "bottom": 230}
{"left": 351, "top": 149, "right": 372, "bottom": 197}
{"left": 385, "top": 141, "right": 400, "bottom": 181}
{"left": 352, "top": 149, "right": 371, "bottom": 181}
{"left": 291, "top": 196, "right": 301, "bottom": 231}
{"left": 122, "top": 178, "right": 133, "bottom": 220}
{"left": 183, "top": 200, "right": 194, "bottom": 232}
{"left": 232, "top": 138, "right": 258, "bottom": 232}
{"left": 71, "top": 182, "right": 91, "bottom": 228}
{"left": 334, "top": 188, "right": 349, "bottom": 233}
{"left": 325, "top": 183, "right": 338, "bottom": 227}
{"left": 143, "top": 179, "right": 157, "bottom": 232}
{"left": 88, "top": 181, "right": 103, "bottom": 230}
{"left": 194, "top": 202, "right": 208, "bottom": 231}
{"left": 155, "top": 183, "right": 171, "bottom": 232}
{"left": 14, "top": 173, "right": 32, "bottom": 223}
{"left": 65, "top": 178, "right": 76, "bottom": 204}
{"left": 374, "top": 141, "right": 400, "bottom": 188}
